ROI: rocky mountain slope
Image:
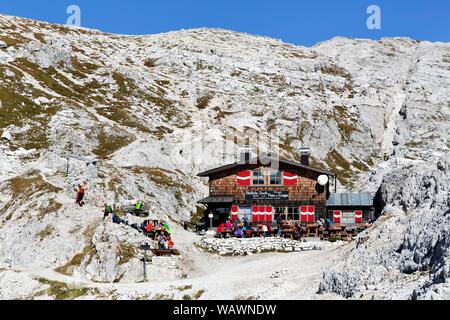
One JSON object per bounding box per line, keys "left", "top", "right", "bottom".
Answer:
{"left": 0, "top": 14, "right": 449, "bottom": 299}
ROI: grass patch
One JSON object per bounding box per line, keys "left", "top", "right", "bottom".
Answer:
{"left": 36, "top": 278, "right": 89, "bottom": 300}
{"left": 153, "top": 293, "right": 173, "bottom": 300}
{"left": 38, "top": 198, "right": 63, "bottom": 220}
{"left": 55, "top": 244, "right": 97, "bottom": 276}
{"left": 37, "top": 224, "right": 55, "bottom": 241}
{"left": 321, "top": 64, "right": 351, "bottom": 80}
{"left": 118, "top": 243, "right": 136, "bottom": 265}
{"left": 177, "top": 285, "right": 192, "bottom": 292}
{"left": 144, "top": 58, "right": 157, "bottom": 68}
{"left": 93, "top": 129, "right": 135, "bottom": 159}
{"left": 193, "top": 289, "right": 205, "bottom": 300}
{"left": 196, "top": 95, "right": 212, "bottom": 110}
{"left": 132, "top": 167, "right": 194, "bottom": 195}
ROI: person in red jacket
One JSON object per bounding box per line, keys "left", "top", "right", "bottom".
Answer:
{"left": 75, "top": 184, "right": 86, "bottom": 207}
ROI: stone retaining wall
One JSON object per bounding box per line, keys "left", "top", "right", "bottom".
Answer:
{"left": 197, "top": 237, "right": 325, "bottom": 256}
{"left": 147, "top": 256, "right": 183, "bottom": 281}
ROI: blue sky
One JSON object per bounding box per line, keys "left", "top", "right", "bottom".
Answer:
{"left": 0, "top": 0, "right": 449, "bottom": 46}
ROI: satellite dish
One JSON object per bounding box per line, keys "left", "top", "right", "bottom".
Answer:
{"left": 317, "top": 175, "right": 329, "bottom": 186}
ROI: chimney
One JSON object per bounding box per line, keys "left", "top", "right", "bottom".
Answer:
{"left": 239, "top": 145, "right": 252, "bottom": 164}
{"left": 300, "top": 147, "right": 310, "bottom": 166}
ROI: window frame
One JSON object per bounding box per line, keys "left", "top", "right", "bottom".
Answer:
{"left": 251, "top": 169, "right": 265, "bottom": 186}
{"left": 251, "top": 169, "right": 284, "bottom": 186}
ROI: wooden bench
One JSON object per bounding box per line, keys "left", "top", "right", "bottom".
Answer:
{"left": 151, "top": 249, "right": 181, "bottom": 256}
{"left": 282, "top": 227, "right": 294, "bottom": 239}
{"left": 123, "top": 206, "right": 150, "bottom": 217}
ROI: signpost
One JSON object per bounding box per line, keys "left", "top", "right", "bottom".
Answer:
{"left": 139, "top": 243, "right": 151, "bottom": 282}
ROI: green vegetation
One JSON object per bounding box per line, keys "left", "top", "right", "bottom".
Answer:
{"left": 193, "top": 290, "right": 205, "bottom": 300}
{"left": 144, "top": 58, "right": 157, "bottom": 68}
{"left": 153, "top": 293, "right": 173, "bottom": 300}
{"left": 132, "top": 167, "right": 194, "bottom": 196}
{"left": 93, "top": 129, "right": 135, "bottom": 159}
{"left": 324, "top": 149, "right": 352, "bottom": 186}
{"left": 177, "top": 285, "right": 193, "bottom": 291}
{"left": 213, "top": 106, "right": 235, "bottom": 121}
{"left": 0, "top": 34, "right": 29, "bottom": 48}
{"left": 190, "top": 206, "right": 205, "bottom": 226}
{"left": 321, "top": 64, "right": 351, "bottom": 80}
{"left": 55, "top": 244, "right": 97, "bottom": 276}
{"left": 37, "top": 224, "right": 56, "bottom": 241}
{"left": 118, "top": 243, "right": 136, "bottom": 265}
{"left": 36, "top": 278, "right": 89, "bottom": 300}
{"left": 38, "top": 198, "right": 63, "bottom": 220}
{"left": 196, "top": 95, "right": 212, "bottom": 110}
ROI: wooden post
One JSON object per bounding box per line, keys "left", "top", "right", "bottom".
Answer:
{"left": 140, "top": 243, "right": 151, "bottom": 282}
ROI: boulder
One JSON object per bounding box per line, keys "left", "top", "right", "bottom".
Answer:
{"left": 1, "top": 130, "right": 12, "bottom": 142}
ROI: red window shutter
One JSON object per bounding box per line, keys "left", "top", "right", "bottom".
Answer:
{"left": 355, "top": 211, "right": 363, "bottom": 223}
{"left": 308, "top": 206, "right": 315, "bottom": 223}
{"left": 333, "top": 211, "right": 341, "bottom": 223}
{"left": 265, "top": 206, "right": 273, "bottom": 222}
{"left": 237, "top": 171, "right": 251, "bottom": 186}
{"left": 252, "top": 206, "right": 259, "bottom": 222}
{"left": 283, "top": 171, "right": 298, "bottom": 186}
{"left": 258, "top": 206, "right": 266, "bottom": 222}
{"left": 300, "top": 206, "right": 308, "bottom": 223}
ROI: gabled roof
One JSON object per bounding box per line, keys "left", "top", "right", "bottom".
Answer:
{"left": 197, "top": 156, "right": 336, "bottom": 177}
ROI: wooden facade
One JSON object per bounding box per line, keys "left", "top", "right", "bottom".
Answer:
{"left": 198, "top": 155, "right": 336, "bottom": 227}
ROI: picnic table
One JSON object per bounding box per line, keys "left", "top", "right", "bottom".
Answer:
{"left": 281, "top": 226, "right": 294, "bottom": 239}
{"left": 251, "top": 230, "right": 265, "bottom": 238}
{"left": 151, "top": 249, "right": 181, "bottom": 256}
{"left": 151, "top": 227, "right": 167, "bottom": 240}
{"left": 328, "top": 225, "right": 343, "bottom": 239}
{"left": 220, "top": 229, "right": 234, "bottom": 238}
{"left": 123, "top": 205, "right": 150, "bottom": 217}
{"left": 306, "top": 224, "right": 319, "bottom": 237}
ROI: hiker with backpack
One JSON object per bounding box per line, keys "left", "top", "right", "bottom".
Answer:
{"left": 75, "top": 184, "right": 86, "bottom": 207}
{"left": 103, "top": 204, "right": 114, "bottom": 220}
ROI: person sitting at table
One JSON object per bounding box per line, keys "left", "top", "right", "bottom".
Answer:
{"left": 157, "top": 232, "right": 168, "bottom": 250}
{"left": 243, "top": 217, "right": 249, "bottom": 229}
{"left": 112, "top": 212, "right": 127, "bottom": 225}
{"left": 234, "top": 227, "right": 244, "bottom": 238}
{"left": 317, "top": 218, "right": 325, "bottom": 231}
{"left": 268, "top": 224, "right": 273, "bottom": 236}
{"left": 275, "top": 214, "right": 283, "bottom": 237}
{"left": 284, "top": 217, "right": 293, "bottom": 226}
{"left": 225, "top": 219, "right": 232, "bottom": 230}
{"left": 294, "top": 222, "right": 303, "bottom": 240}
{"left": 145, "top": 220, "right": 154, "bottom": 236}
{"left": 167, "top": 236, "right": 175, "bottom": 249}
{"left": 163, "top": 221, "right": 171, "bottom": 235}
{"left": 261, "top": 224, "right": 268, "bottom": 238}
{"left": 217, "top": 223, "right": 225, "bottom": 237}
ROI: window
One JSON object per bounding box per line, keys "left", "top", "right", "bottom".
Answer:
{"left": 251, "top": 169, "right": 283, "bottom": 186}
{"left": 270, "top": 170, "right": 282, "bottom": 185}
{"left": 288, "top": 207, "right": 300, "bottom": 221}
{"left": 238, "top": 206, "right": 252, "bottom": 222}
{"left": 341, "top": 211, "right": 355, "bottom": 225}
{"left": 274, "top": 207, "right": 300, "bottom": 221}
{"left": 252, "top": 170, "right": 265, "bottom": 185}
